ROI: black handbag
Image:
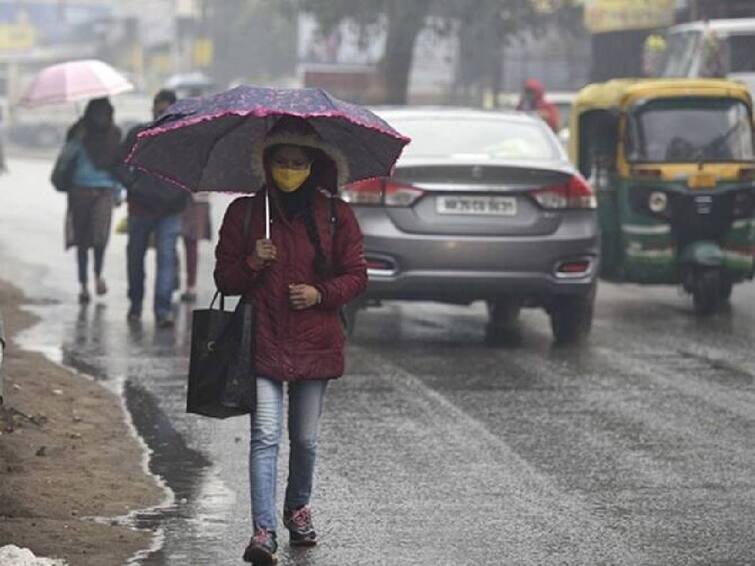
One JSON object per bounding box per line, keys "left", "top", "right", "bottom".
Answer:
{"left": 51, "top": 144, "right": 78, "bottom": 192}
{"left": 186, "top": 199, "right": 256, "bottom": 418}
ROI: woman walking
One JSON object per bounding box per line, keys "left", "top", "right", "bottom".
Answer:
{"left": 214, "top": 118, "right": 367, "bottom": 565}
{"left": 57, "top": 98, "right": 122, "bottom": 303}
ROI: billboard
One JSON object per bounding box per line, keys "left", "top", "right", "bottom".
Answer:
{"left": 0, "top": 0, "right": 111, "bottom": 50}
{"left": 584, "top": 0, "right": 675, "bottom": 33}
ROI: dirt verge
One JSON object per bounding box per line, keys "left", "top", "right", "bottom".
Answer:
{"left": 0, "top": 280, "right": 164, "bottom": 565}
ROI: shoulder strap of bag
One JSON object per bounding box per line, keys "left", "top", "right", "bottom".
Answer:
{"left": 329, "top": 194, "right": 337, "bottom": 238}
{"left": 213, "top": 196, "right": 254, "bottom": 311}
{"left": 242, "top": 196, "right": 254, "bottom": 244}
{"left": 328, "top": 195, "right": 351, "bottom": 329}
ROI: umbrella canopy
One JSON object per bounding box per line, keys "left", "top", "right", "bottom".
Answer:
{"left": 20, "top": 59, "right": 134, "bottom": 107}
{"left": 126, "top": 86, "right": 410, "bottom": 193}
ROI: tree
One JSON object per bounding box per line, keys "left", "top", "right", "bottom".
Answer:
{"left": 291, "top": 0, "right": 578, "bottom": 104}
{"left": 211, "top": 0, "right": 298, "bottom": 85}
{"left": 293, "top": 0, "right": 432, "bottom": 104}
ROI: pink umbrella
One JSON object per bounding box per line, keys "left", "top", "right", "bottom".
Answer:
{"left": 20, "top": 59, "right": 134, "bottom": 107}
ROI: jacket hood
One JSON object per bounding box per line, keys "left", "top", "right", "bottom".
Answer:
{"left": 250, "top": 128, "right": 350, "bottom": 192}
{"left": 524, "top": 78, "right": 545, "bottom": 99}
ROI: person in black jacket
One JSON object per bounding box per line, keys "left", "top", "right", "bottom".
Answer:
{"left": 119, "top": 89, "right": 189, "bottom": 327}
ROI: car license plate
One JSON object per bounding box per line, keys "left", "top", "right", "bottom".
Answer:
{"left": 436, "top": 195, "right": 517, "bottom": 216}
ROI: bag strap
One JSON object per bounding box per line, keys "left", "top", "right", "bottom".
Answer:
{"left": 242, "top": 196, "right": 254, "bottom": 246}
{"left": 328, "top": 195, "right": 351, "bottom": 329}
{"left": 214, "top": 196, "right": 254, "bottom": 311}
{"left": 329, "top": 194, "right": 337, "bottom": 239}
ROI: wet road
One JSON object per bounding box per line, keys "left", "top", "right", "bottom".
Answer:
{"left": 1, "top": 156, "right": 754, "bottom": 565}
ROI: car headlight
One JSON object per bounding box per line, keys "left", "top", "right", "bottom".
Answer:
{"left": 649, "top": 191, "right": 668, "bottom": 213}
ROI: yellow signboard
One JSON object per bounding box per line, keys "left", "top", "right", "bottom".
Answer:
{"left": 193, "top": 38, "right": 214, "bottom": 68}
{"left": 584, "top": 0, "right": 675, "bottom": 33}
{"left": 0, "top": 22, "right": 36, "bottom": 51}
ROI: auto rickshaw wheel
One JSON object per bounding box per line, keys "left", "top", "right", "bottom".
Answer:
{"left": 549, "top": 285, "right": 596, "bottom": 345}
{"left": 692, "top": 269, "right": 723, "bottom": 316}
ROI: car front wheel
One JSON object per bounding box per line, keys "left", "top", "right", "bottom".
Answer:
{"left": 548, "top": 286, "right": 596, "bottom": 345}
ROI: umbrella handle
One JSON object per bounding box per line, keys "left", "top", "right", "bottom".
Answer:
{"left": 265, "top": 190, "right": 270, "bottom": 240}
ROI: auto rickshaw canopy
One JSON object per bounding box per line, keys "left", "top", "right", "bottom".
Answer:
{"left": 569, "top": 78, "right": 753, "bottom": 171}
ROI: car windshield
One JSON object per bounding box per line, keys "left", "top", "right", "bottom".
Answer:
{"left": 661, "top": 30, "right": 701, "bottom": 77}
{"left": 390, "top": 117, "right": 561, "bottom": 160}
{"left": 626, "top": 97, "right": 754, "bottom": 163}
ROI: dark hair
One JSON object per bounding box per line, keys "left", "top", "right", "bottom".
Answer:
{"left": 154, "top": 89, "right": 177, "bottom": 107}
{"left": 303, "top": 195, "right": 330, "bottom": 279}
{"left": 67, "top": 97, "right": 119, "bottom": 170}
{"left": 84, "top": 97, "right": 113, "bottom": 123}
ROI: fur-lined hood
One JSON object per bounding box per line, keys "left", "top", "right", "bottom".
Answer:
{"left": 250, "top": 131, "right": 351, "bottom": 190}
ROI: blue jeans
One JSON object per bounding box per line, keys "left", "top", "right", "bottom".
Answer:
{"left": 127, "top": 213, "right": 181, "bottom": 319}
{"left": 250, "top": 377, "right": 328, "bottom": 531}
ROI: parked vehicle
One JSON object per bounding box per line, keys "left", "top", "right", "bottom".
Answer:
{"left": 571, "top": 78, "right": 755, "bottom": 314}
{"left": 661, "top": 19, "right": 755, "bottom": 93}
{"left": 342, "top": 108, "right": 599, "bottom": 343}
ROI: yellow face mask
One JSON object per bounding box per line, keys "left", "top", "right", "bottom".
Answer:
{"left": 271, "top": 164, "right": 311, "bottom": 193}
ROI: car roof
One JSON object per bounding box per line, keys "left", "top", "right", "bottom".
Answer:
{"left": 374, "top": 106, "right": 544, "bottom": 125}
{"left": 669, "top": 19, "right": 755, "bottom": 35}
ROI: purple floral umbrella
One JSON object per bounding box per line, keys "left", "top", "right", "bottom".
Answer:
{"left": 125, "top": 85, "right": 410, "bottom": 193}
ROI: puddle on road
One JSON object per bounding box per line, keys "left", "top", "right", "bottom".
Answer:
{"left": 16, "top": 300, "right": 239, "bottom": 565}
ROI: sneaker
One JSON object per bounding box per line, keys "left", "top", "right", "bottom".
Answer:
{"left": 127, "top": 309, "right": 141, "bottom": 322}
{"left": 95, "top": 278, "right": 108, "bottom": 296}
{"left": 243, "top": 528, "right": 277, "bottom": 565}
{"left": 283, "top": 505, "right": 317, "bottom": 547}
{"left": 180, "top": 290, "right": 197, "bottom": 303}
{"left": 156, "top": 315, "right": 175, "bottom": 328}
{"left": 78, "top": 289, "right": 90, "bottom": 304}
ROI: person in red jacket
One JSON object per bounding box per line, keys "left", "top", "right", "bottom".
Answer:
{"left": 517, "top": 78, "right": 561, "bottom": 133}
{"left": 214, "top": 117, "right": 367, "bottom": 565}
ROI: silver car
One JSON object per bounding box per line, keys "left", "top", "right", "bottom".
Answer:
{"left": 341, "top": 108, "right": 599, "bottom": 344}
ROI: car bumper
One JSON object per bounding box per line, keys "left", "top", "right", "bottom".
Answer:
{"left": 356, "top": 209, "right": 599, "bottom": 303}
{"left": 365, "top": 269, "right": 596, "bottom": 302}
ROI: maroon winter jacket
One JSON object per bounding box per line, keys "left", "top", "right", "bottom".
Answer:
{"left": 214, "top": 187, "right": 367, "bottom": 381}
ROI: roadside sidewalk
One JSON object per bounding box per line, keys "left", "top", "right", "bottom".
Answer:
{"left": 0, "top": 279, "right": 164, "bottom": 565}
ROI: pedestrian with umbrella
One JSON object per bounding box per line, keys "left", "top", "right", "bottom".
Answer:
{"left": 23, "top": 59, "right": 133, "bottom": 304}
{"left": 53, "top": 97, "right": 123, "bottom": 303}
{"left": 127, "top": 86, "right": 409, "bottom": 565}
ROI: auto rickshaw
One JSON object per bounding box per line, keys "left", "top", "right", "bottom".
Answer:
{"left": 570, "top": 79, "right": 755, "bottom": 314}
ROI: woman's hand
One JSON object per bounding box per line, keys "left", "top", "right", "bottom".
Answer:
{"left": 253, "top": 238, "right": 278, "bottom": 265}
{"left": 289, "top": 284, "right": 321, "bottom": 310}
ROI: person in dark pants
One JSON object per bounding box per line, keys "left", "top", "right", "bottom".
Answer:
{"left": 179, "top": 192, "right": 212, "bottom": 303}
{"left": 119, "top": 90, "right": 189, "bottom": 327}
{"left": 56, "top": 98, "right": 123, "bottom": 304}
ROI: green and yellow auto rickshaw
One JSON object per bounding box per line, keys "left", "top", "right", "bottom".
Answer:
{"left": 570, "top": 78, "right": 755, "bottom": 314}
